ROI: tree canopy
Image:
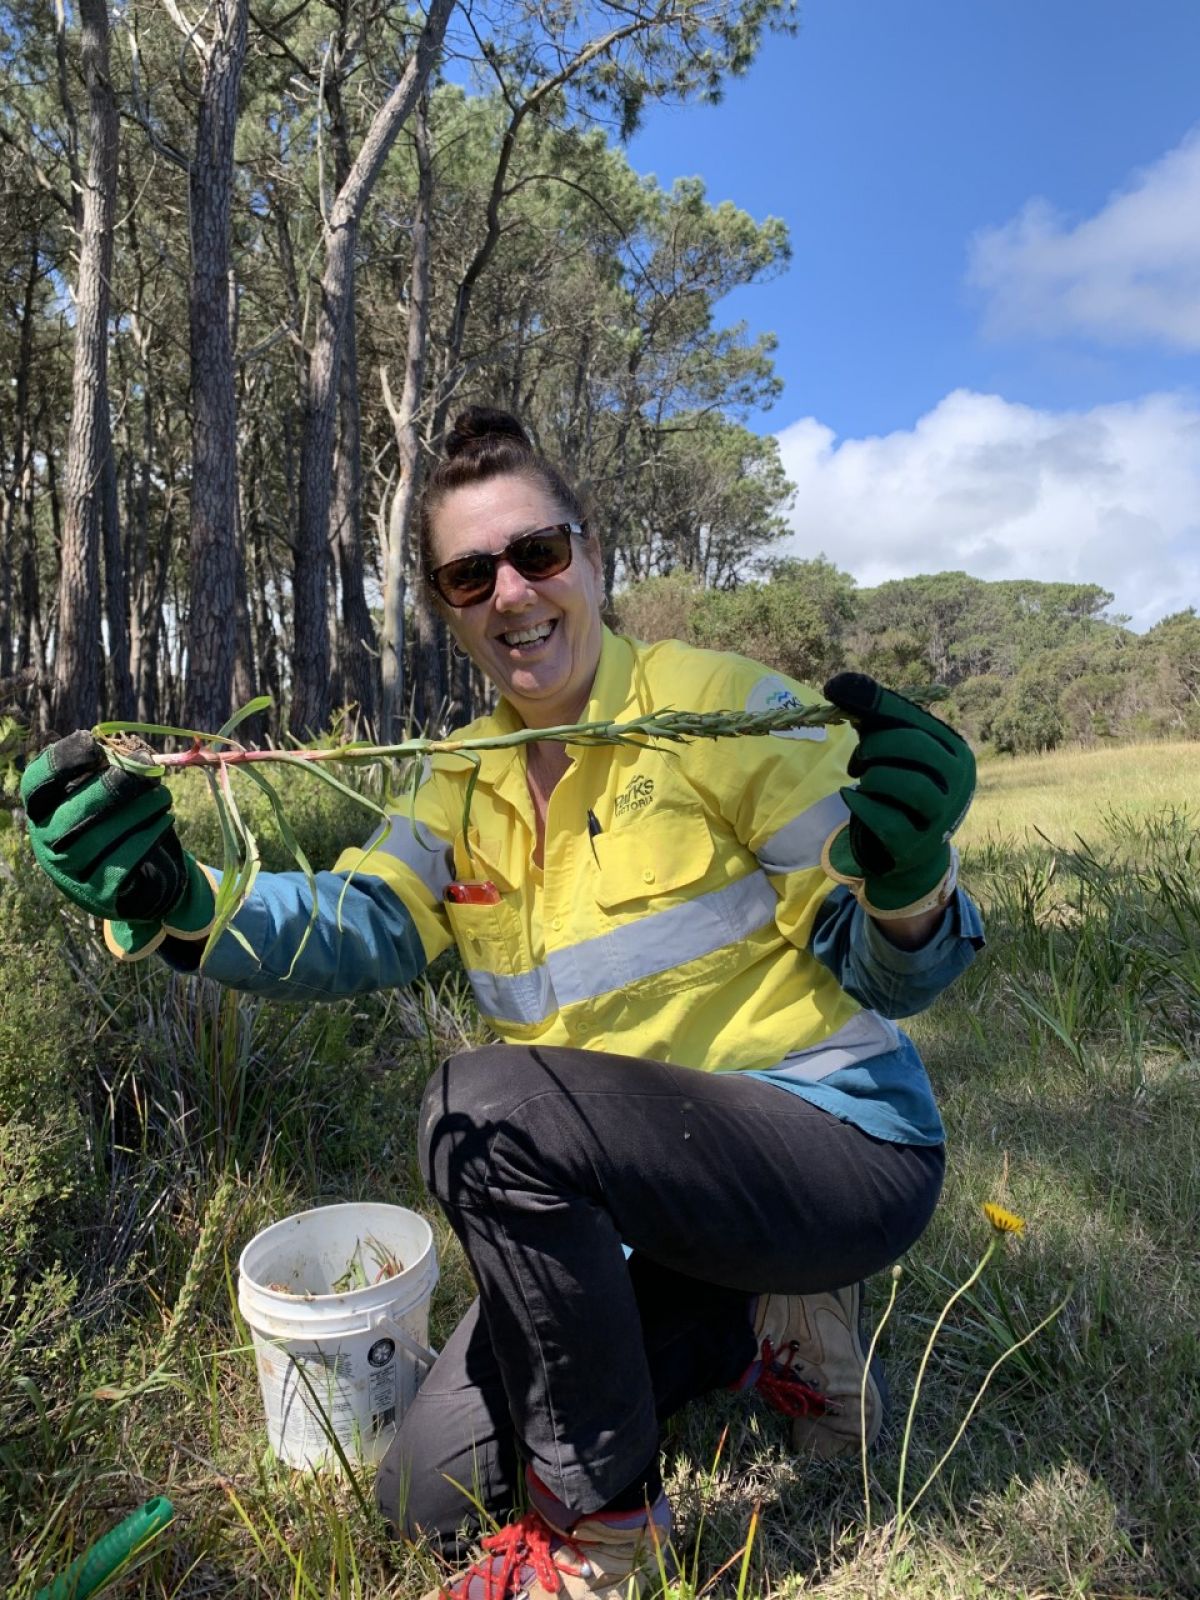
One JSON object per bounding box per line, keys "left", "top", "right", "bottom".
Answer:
{"left": 0, "top": 0, "right": 796, "bottom": 736}
{"left": 616, "top": 571, "right": 1200, "bottom": 752}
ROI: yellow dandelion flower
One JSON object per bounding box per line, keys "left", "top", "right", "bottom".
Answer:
{"left": 983, "top": 1202, "right": 1026, "bottom": 1236}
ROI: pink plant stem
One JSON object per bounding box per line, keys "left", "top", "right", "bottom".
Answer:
{"left": 156, "top": 743, "right": 378, "bottom": 769}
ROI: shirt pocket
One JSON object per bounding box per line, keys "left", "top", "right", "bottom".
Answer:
{"left": 592, "top": 806, "right": 715, "bottom": 913}
{"left": 445, "top": 896, "right": 525, "bottom": 976}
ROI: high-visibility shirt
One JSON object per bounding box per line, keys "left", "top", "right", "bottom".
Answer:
{"left": 197, "top": 630, "right": 983, "bottom": 1142}
{"left": 332, "top": 629, "right": 865, "bottom": 1070}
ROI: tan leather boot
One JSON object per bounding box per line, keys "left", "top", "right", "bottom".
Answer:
{"left": 753, "top": 1282, "right": 886, "bottom": 1459}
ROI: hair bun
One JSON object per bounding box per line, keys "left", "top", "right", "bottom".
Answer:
{"left": 445, "top": 406, "right": 532, "bottom": 461}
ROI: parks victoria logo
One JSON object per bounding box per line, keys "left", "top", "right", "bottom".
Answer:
{"left": 614, "top": 773, "right": 655, "bottom": 819}
{"left": 745, "top": 675, "right": 828, "bottom": 742}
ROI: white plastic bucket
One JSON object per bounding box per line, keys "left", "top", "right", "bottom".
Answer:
{"left": 238, "top": 1202, "right": 439, "bottom": 1470}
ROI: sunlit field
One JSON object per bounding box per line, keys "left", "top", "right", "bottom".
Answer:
{"left": 3, "top": 742, "right": 1198, "bottom": 1598}
{"left": 961, "top": 740, "right": 1200, "bottom": 846}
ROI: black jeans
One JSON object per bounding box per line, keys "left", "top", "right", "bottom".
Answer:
{"left": 376, "top": 1044, "right": 944, "bottom": 1544}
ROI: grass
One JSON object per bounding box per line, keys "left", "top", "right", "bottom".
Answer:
{"left": 963, "top": 739, "right": 1200, "bottom": 845}
{"left": 2, "top": 740, "right": 1199, "bottom": 1598}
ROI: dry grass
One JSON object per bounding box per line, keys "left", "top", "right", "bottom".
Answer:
{"left": 961, "top": 740, "right": 1200, "bottom": 847}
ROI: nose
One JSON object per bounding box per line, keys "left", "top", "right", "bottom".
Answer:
{"left": 491, "top": 555, "right": 537, "bottom": 609}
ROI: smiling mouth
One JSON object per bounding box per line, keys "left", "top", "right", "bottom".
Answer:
{"left": 498, "top": 619, "right": 557, "bottom": 651}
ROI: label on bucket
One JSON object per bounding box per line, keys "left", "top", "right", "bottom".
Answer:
{"left": 255, "top": 1338, "right": 397, "bottom": 1466}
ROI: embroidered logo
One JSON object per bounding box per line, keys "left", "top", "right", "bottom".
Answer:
{"left": 614, "top": 774, "right": 655, "bottom": 818}
{"left": 745, "top": 675, "right": 828, "bottom": 742}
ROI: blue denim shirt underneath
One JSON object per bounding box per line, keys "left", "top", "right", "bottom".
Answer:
{"left": 745, "top": 886, "right": 985, "bottom": 1146}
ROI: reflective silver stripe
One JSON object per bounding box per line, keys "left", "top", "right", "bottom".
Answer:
{"left": 364, "top": 813, "right": 454, "bottom": 901}
{"left": 465, "top": 963, "right": 555, "bottom": 1025}
{"left": 465, "top": 870, "right": 779, "bottom": 1025}
{"left": 760, "top": 1011, "right": 901, "bottom": 1082}
{"left": 756, "top": 791, "right": 849, "bottom": 876}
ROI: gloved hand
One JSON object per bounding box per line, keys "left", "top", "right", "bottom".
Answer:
{"left": 19, "top": 731, "right": 215, "bottom": 960}
{"left": 820, "top": 673, "right": 975, "bottom": 919}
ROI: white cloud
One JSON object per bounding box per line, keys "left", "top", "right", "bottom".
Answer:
{"left": 969, "top": 128, "right": 1200, "bottom": 349}
{"left": 774, "top": 389, "right": 1200, "bottom": 630}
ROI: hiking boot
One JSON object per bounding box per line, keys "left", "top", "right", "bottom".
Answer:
{"left": 420, "top": 1474, "right": 673, "bottom": 1600}
{"left": 749, "top": 1283, "right": 886, "bottom": 1459}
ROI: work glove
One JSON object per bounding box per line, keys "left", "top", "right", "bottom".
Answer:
{"left": 820, "top": 673, "right": 975, "bottom": 919}
{"left": 19, "top": 731, "right": 215, "bottom": 960}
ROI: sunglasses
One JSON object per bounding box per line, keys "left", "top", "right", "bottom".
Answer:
{"left": 428, "top": 522, "right": 587, "bottom": 608}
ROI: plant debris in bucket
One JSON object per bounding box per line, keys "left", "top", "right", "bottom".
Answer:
{"left": 332, "top": 1235, "right": 405, "bottom": 1293}
{"left": 262, "top": 1236, "right": 405, "bottom": 1297}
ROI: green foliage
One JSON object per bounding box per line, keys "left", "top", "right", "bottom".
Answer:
{"left": 616, "top": 557, "right": 855, "bottom": 683}
{"left": 990, "top": 675, "right": 1066, "bottom": 756}
{"left": 619, "top": 569, "right": 1196, "bottom": 755}
{"left": 0, "top": 840, "right": 90, "bottom": 1271}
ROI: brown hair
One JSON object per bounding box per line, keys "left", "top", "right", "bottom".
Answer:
{"left": 419, "top": 407, "right": 590, "bottom": 598}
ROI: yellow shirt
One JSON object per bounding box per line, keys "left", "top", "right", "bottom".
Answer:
{"left": 334, "top": 629, "right": 861, "bottom": 1073}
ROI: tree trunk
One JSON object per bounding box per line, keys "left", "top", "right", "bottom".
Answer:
{"left": 288, "top": 0, "right": 455, "bottom": 736}
{"left": 51, "top": 0, "right": 119, "bottom": 733}
{"left": 412, "top": 598, "right": 447, "bottom": 730}
{"left": 380, "top": 96, "right": 433, "bottom": 742}
{"left": 18, "top": 443, "right": 41, "bottom": 678}
{"left": 332, "top": 278, "right": 377, "bottom": 734}
{"left": 182, "top": 0, "right": 248, "bottom": 732}
{"left": 248, "top": 502, "right": 281, "bottom": 727}
{"left": 101, "top": 400, "right": 134, "bottom": 716}
{"left": 2, "top": 243, "right": 39, "bottom": 682}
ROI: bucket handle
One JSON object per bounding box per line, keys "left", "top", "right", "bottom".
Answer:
{"left": 369, "top": 1312, "right": 439, "bottom": 1370}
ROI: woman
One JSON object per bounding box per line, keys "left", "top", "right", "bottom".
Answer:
{"left": 22, "top": 409, "right": 982, "bottom": 1600}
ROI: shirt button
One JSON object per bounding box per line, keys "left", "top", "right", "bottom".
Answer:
{"left": 643, "top": 868, "right": 655, "bottom": 883}
{"left": 552, "top": 916, "right": 563, "bottom": 931}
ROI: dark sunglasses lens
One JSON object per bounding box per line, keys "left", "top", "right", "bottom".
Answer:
{"left": 510, "top": 530, "right": 573, "bottom": 579}
{"left": 433, "top": 526, "right": 576, "bottom": 605}
{"left": 438, "top": 556, "right": 495, "bottom": 605}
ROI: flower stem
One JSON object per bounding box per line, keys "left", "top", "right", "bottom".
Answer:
{"left": 891, "top": 1240, "right": 999, "bottom": 1551}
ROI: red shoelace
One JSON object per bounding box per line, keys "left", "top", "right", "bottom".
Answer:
{"left": 440, "top": 1510, "right": 582, "bottom": 1599}
{"left": 755, "top": 1337, "right": 835, "bottom": 1419}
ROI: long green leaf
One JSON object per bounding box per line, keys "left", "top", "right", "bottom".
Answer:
{"left": 238, "top": 764, "right": 321, "bottom": 980}
{"left": 104, "top": 747, "right": 167, "bottom": 778}
{"left": 201, "top": 767, "right": 260, "bottom": 968}
{"left": 271, "top": 752, "right": 392, "bottom": 822}
{"left": 216, "top": 694, "right": 274, "bottom": 741}
{"left": 273, "top": 752, "right": 397, "bottom": 944}
{"left": 94, "top": 718, "right": 246, "bottom": 745}
{"left": 460, "top": 754, "right": 482, "bottom": 870}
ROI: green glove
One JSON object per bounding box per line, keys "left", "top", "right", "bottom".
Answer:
{"left": 20, "top": 731, "right": 215, "bottom": 960}
{"left": 820, "top": 673, "right": 975, "bottom": 918}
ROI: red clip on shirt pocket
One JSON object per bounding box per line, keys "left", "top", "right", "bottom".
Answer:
{"left": 444, "top": 881, "right": 501, "bottom": 905}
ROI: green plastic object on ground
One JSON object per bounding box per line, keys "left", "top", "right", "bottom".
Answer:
{"left": 33, "top": 1496, "right": 174, "bottom": 1600}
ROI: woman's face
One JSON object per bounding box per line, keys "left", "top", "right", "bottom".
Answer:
{"left": 429, "top": 473, "right": 605, "bottom": 728}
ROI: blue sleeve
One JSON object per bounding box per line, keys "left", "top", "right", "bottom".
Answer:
{"left": 160, "top": 869, "right": 429, "bottom": 1001}
{"left": 809, "top": 885, "right": 985, "bottom": 1019}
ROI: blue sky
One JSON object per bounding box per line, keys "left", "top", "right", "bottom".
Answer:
{"left": 625, "top": 0, "right": 1200, "bottom": 626}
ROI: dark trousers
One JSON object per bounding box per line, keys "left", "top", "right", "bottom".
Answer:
{"left": 376, "top": 1044, "right": 944, "bottom": 1544}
